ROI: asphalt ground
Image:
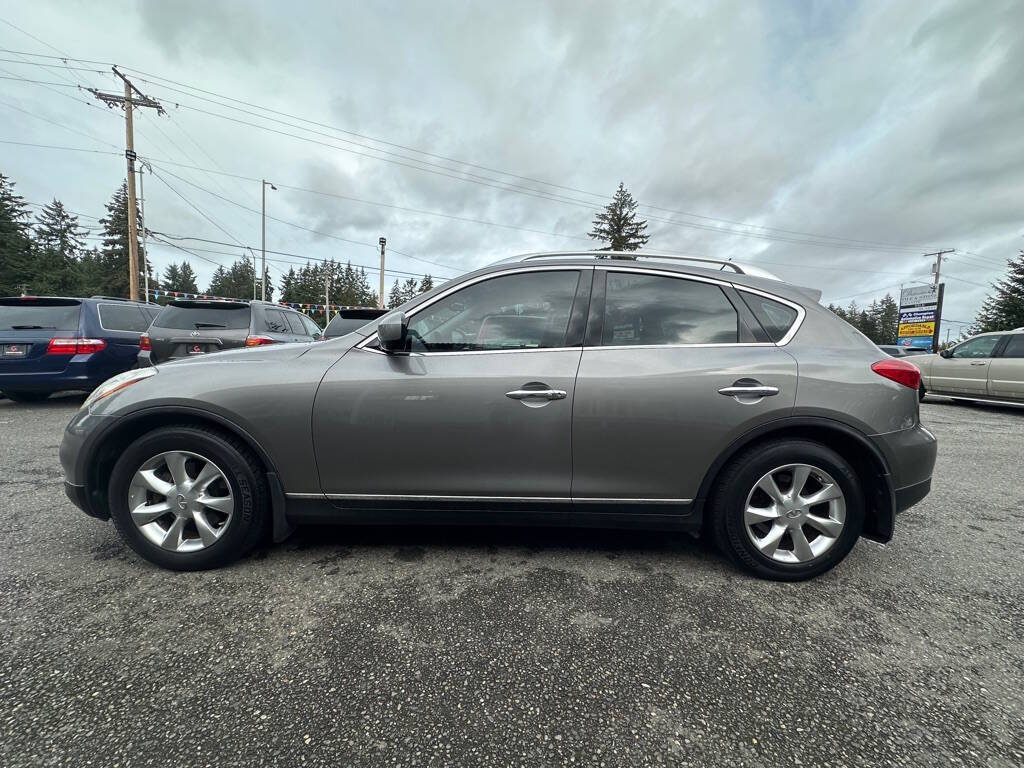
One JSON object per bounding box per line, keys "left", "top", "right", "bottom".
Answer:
{"left": 1, "top": 393, "right": 1022, "bottom": 767}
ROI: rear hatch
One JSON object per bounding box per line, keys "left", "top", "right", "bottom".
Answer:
{"left": 324, "top": 308, "right": 386, "bottom": 338}
{"left": 148, "top": 301, "right": 252, "bottom": 363}
{"left": 0, "top": 297, "right": 82, "bottom": 377}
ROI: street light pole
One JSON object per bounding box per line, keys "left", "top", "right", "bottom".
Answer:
{"left": 261, "top": 180, "right": 276, "bottom": 300}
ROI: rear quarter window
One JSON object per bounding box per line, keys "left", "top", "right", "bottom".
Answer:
{"left": 0, "top": 299, "right": 81, "bottom": 331}
{"left": 739, "top": 292, "right": 800, "bottom": 343}
{"left": 153, "top": 304, "right": 251, "bottom": 330}
{"left": 261, "top": 310, "right": 290, "bottom": 334}
{"left": 97, "top": 304, "right": 150, "bottom": 333}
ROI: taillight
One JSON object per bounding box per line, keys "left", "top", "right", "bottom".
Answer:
{"left": 245, "top": 335, "right": 276, "bottom": 347}
{"left": 871, "top": 358, "right": 921, "bottom": 390}
{"left": 139, "top": 332, "right": 151, "bottom": 351}
{"left": 46, "top": 338, "right": 108, "bottom": 355}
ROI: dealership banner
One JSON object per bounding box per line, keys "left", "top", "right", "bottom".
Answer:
{"left": 898, "top": 284, "right": 941, "bottom": 350}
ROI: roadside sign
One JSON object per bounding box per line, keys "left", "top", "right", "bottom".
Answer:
{"left": 898, "top": 284, "right": 942, "bottom": 350}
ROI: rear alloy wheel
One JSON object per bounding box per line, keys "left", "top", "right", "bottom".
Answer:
{"left": 710, "top": 439, "right": 864, "bottom": 581}
{"left": 109, "top": 425, "right": 269, "bottom": 570}
{"left": 2, "top": 390, "right": 51, "bottom": 403}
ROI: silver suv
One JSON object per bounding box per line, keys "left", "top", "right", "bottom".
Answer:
{"left": 60, "top": 252, "right": 936, "bottom": 580}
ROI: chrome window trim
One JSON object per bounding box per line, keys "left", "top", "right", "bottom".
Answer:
{"left": 733, "top": 286, "right": 807, "bottom": 347}
{"left": 354, "top": 264, "right": 593, "bottom": 354}
{"left": 286, "top": 492, "right": 692, "bottom": 504}
{"left": 584, "top": 342, "right": 775, "bottom": 351}
{"left": 596, "top": 264, "right": 731, "bottom": 287}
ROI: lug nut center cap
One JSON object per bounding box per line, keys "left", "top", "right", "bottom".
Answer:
{"left": 176, "top": 493, "right": 188, "bottom": 511}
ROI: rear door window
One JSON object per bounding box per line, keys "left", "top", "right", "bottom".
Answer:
{"left": 300, "top": 315, "right": 321, "bottom": 336}
{"left": 951, "top": 336, "right": 1002, "bottom": 359}
{"left": 262, "top": 310, "right": 290, "bottom": 334}
{"left": 601, "top": 272, "right": 738, "bottom": 346}
{"left": 98, "top": 303, "right": 149, "bottom": 333}
{"left": 739, "top": 292, "right": 799, "bottom": 343}
{"left": 1000, "top": 335, "right": 1024, "bottom": 358}
{"left": 154, "top": 304, "right": 251, "bottom": 330}
{"left": 284, "top": 312, "right": 307, "bottom": 335}
{"left": 0, "top": 299, "right": 81, "bottom": 331}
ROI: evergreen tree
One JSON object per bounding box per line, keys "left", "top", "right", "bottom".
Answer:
{"left": 32, "top": 199, "right": 87, "bottom": 296}
{"left": 876, "top": 294, "right": 900, "bottom": 344}
{"left": 0, "top": 173, "right": 33, "bottom": 295}
{"left": 162, "top": 263, "right": 182, "bottom": 292}
{"left": 178, "top": 261, "right": 200, "bottom": 294}
{"left": 970, "top": 252, "right": 1024, "bottom": 333}
{"left": 87, "top": 181, "right": 145, "bottom": 298}
{"left": 401, "top": 278, "right": 418, "bottom": 303}
{"left": 387, "top": 279, "right": 404, "bottom": 309}
{"left": 419, "top": 274, "right": 434, "bottom": 294}
{"left": 588, "top": 182, "right": 649, "bottom": 252}
{"left": 208, "top": 257, "right": 270, "bottom": 300}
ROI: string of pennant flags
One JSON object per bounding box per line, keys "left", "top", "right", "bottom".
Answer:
{"left": 144, "top": 287, "right": 375, "bottom": 314}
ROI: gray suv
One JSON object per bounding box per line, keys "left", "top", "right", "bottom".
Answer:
{"left": 61, "top": 252, "right": 936, "bottom": 580}
{"left": 139, "top": 299, "right": 321, "bottom": 366}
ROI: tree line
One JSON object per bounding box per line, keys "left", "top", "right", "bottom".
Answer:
{"left": 0, "top": 170, "right": 435, "bottom": 312}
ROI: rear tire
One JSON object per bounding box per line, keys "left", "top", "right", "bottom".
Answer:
{"left": 709, "top": 439, "right": 865, "bottom": 581}
{"left": 918, "top": 384, "right": 926, "bottom": 402}
{"left": 108, "top": 424, "right": 270, "bottom": 570}
{"left": 2, "top": 390, "right": 51, "bottom": 402}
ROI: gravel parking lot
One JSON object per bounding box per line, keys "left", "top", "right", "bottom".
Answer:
{"left": 1, "top": 395, "right": 1022, "bottom": 767}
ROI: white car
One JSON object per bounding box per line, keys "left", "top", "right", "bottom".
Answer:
{"left": 911, "top": 330, "right": 1024, "bottom": 404}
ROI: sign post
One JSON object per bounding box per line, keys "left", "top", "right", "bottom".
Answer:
{"left": 898, "top": 284, "right": 943, "bottom": 352}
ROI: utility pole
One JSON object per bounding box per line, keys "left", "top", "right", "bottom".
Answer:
{"left": 261, "top": 180, "right": 276, "bottom": 300}
{"left": 924, "top": 249, "right": 954, "bottom": 288}
{"left": 325, "top": 265, "right": 330, "bottom": 323}
{"left": 249, "top": 248, "right": 257, "bottom": 300}
{"left": 138, "top": 161, "right": 151, "bottom": 303}
{"left": 378, "top": 237, "right": 387, "bottom": 309}
{"left": 89, "top": 68, "right": 164, "bottom": 301}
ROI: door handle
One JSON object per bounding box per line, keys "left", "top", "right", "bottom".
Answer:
{"left": 969, "top": 361, "right": 988, "bottom": 366}
{"left": 718, "top": 385, "right": 779, "bottom": 398}
{"left": 505, "top": 389, "right": 567, "bottom": 401}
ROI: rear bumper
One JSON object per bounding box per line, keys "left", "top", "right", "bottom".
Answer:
{"left": 870, "top": 422, "right": 938, "bottom": 499}
{"left": 137, "top": 350, "right": 154, "bottom": 367}
{"left": 895, "top": 477, "right": 931, "bottom": 513}
{"left": 0, "top": 355, "right": 126, "bottom": 393}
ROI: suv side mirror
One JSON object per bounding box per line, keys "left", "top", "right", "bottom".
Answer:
{"left": 377, "top": 311, "right": 408, "bottom": 354}
{"left": 939, "top": 348, "right": 953, "bottom": 358}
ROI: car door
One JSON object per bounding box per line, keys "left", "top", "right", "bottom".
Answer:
{"left": 572, "top": 268, "right": 799, "bottom": 506}
{"left": 987, "top": 334, "right": 1024, "bottom": 401}
{"left": 928, "top": 334, "right": 1004, "bottom": 395}
{"left": 312, "top": 267, "right": 590, "bottom": 503}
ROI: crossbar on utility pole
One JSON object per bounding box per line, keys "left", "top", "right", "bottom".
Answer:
{"left": 89, "top": 68, "right": 164, "bottom": 302}
{"left": 924, "top": 249, "right": 954, "bottom": 288}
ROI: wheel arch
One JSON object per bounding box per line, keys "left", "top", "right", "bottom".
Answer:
{"left": 695, "top": 417, "right": 896, "bottom": 543}
{"left": 84, "top": 406, "right": 291, "bottom": 541}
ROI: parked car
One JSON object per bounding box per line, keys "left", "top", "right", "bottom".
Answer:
{"left": 61, "top": 252, "right": 936, "bottom": 580}
{"left": 910, "top": 329, "right": 1024, "bottom": 404}
{"left": 139, "top": 299, "right": 321, "bottom": 366}
{"left": 878, "top": 345, "right": 929, "bottom": 357}
{"left": 323, "top": 307, "right": 387, "bottom": 338}
{"left": 0, "top": 295, "right": 158, "bottom": 402}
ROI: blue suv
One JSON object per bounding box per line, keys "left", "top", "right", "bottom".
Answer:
{"left": 0, "top": 296, "right": 159, "bottom": 402}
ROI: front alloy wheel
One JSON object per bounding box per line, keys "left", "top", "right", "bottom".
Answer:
{"left": 128, "top": 450, "right": 234, "bottom": 552}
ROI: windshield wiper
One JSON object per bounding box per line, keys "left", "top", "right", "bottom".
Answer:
{"left": 193, "top": 323, "right": 227, "bottom": 329}
{"left": 10, "top": 324, "right": 54, "bottom": 330}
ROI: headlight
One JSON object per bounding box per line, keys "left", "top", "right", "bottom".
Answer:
{"left": 82, "top": 368, "right": 158, "bottom": 410}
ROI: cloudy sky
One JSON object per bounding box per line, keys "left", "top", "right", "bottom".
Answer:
{"left": 2, "top": 0, "right": 1022, "bottom": 329}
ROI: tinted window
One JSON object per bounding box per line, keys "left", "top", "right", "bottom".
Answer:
{"left": 300, "top": 315, "right": 321, "bottom": 336}
{"left": 407, "top": 271, "right": 579, "bottom": 352}
{"left": 740, "top": 292, "right": 799, "bottom": 343}
{"left": 326, "top": 317, "right": 372, "bottom": 337}
{"left": 284, "top": 312, "right": 306, "bottom": 335}
{"left": 98, "top": 304, "right": 149, "bottom": 332}
{"left": 951, "top": 335, "right": 1002, "bottom": 359}
{"left": 0, "top": 299, "right": 81, "bottom": 331}
{"left": 602, "top": 273, "right": 738, "bottom": 346}
{"left": 262, "top": 309, "right": 289, "bottom": 334}
{"left": 154, "top": 304, "right": 251, "bottom": 330}
{"left": 1000, "top": 335, "right": 1024, "bottom": 358}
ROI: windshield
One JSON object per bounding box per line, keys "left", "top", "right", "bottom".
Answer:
{"left": 153, "top": 304, "right": 251, "bottom": 330}
{"left": 0, "top": 299, "right": 81, "bottom": 331}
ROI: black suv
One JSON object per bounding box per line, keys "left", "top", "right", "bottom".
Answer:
{"left": 139, "top": 300, "right": 321, "bottom": 366}
{"left": 323, "top": 307, "right": 387, "bottom": 339}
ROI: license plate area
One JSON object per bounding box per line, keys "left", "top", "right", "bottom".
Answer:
{"left": 2, "top": 344, "right": 28, "bottom": 358}
{"left": 186, "top": 343, "right": 208, "bottom": 355}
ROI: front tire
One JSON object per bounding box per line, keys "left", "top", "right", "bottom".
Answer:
{"left": 710, "top": 439, "right": 865, "bottom": 581}
{"left": 2, "top": 390, "right": 51, "bottom": 402}
{"left": 108, "top": 425, "right": 270, "bottom": 570}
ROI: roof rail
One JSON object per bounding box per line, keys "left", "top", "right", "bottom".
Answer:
{"left": 517, "top": 251, "right": 756, "bottom": 276}
{"left": 90, "top": 295, "right": 145, "bottom": 302}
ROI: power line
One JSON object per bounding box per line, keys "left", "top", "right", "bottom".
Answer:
{"left": 0, "top": 139, "right": 119, "bottom": 155}
{"left": 0, "top": 95, "right": 120, "bottom": 149}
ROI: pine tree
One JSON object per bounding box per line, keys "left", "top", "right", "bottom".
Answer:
{"left": 178, "top": 261, "right": 199, "bottom": 294}
{"left": 162, "top": 263, "right": 182, "bottom": 292}
{"left": 32, "top": 199, "right": 88, "bottom": 296}
{"left": 207, "top": 256, "right": 270, "bottom": 300}
{"left": 419, "top": 274, "right": 434, "bottom": 293}
{"left": 877, "top": 294, "right": 900, "bottom": 344}
{"left": 387, "top": 279, "right": 404, "bottom": 309}
{"left": 588, "top": 182, "right": 649, "bottom": 252}
{"left": 970, "top": 252, "right": 1024, "bottom": 333}
{"left": 0, "top": 173, "right": 33, "bottom": 295}
{"left": 88, "top": 181, "right": 144, "bottom": 298}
